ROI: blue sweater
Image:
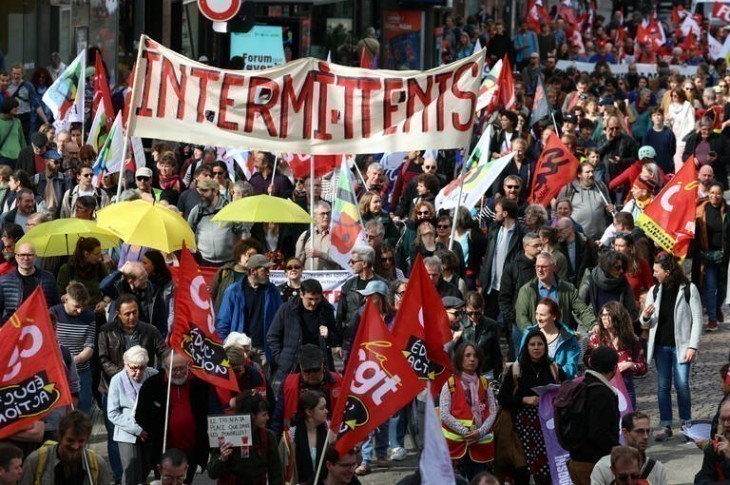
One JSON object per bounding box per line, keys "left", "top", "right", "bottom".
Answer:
{"left": 642, "top": 127, "right": 677, "bottom": 174}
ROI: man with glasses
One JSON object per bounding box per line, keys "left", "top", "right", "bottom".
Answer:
{"left": 0, "top": 242, "right": 58, "bottom": 326}
{"left": 60, "top": 165, "right": 109, "bottom": 217}
{"left": 136, "top": 349, "right": 211, "bottom": 484}
{"left": 596, "top": 115, "right": 638, "bottom": 188}
{"left": 323, "top": 447, "right": 360, "bottom": 485}
{"left": 150, "top": 448, "right": 188, "bottom": 485}
{"left": 591, "top": 412, "right": 667, "bottom": 484}
{"left": 556, "top": 216, "right": 597, "bottom": 287}
{"left": 268, "top": 278, "right": 339, "bottom": 392}
{"left": 218, "top": 254, "right": 282, "bottom": 372}
{"left": 481, "top": 175, "right": 528, "bottom": 225}
{"left": 133, "top": 166, "right": 159, "bottom": 202}
{"left": 177, "top": 165, "right": 213, "bottom": 218}
{"left": 499, "top": 232, "right": 544, "bottom": 359}
{"left": 336, "top": 247, "right": 386, "bottom": 355}
{"left": 515, "top": 252, "right": 596, "bottom": 343}
{"left": 98, "top": 294, "right": 166, "bottom": 483}
{"left": 30, "top": 151, "right": 71, "bottom": 218}
{"left": 295, "top": 200, "right": 340, "bottom": 270}
{"left": 188, "top": 178, "right": 238, "bottom": 266}
{"left": 271, "top": 344, "right": 343, "bottom": 436}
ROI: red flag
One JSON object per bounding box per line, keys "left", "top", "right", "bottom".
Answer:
{"left": 496, "top": 55, "right": 516, "bottom": 111}
{"left": 284, "top": 154, "right": 339, "bottom": 179}
{"left": 360, "top": 48, "right": 372, "bottom": 69}
{"left": 0, "top": 288, "right": 72, "bottom": 440}
{"left": 526, "top": 0, "right": 550, "bottom": 32}
{"left": 390, "top": 254, "right": 453, "bottom": 397}
{"left": 93, "top": 52, "right": 115, "bottom": 127}
{"left": 558, "top": 0, "right": 576, "bottom": 25}
{"left": 636, "top": 157, "right": 698, "bottom": 261}
{"left": 170, "top": 245, "right": 239, "bottom": 392}
{"left": 330, "top": 298, "right": 421, "bottom": 455}
{"left": 529, "top": 132, "right": 580, "bottom": 207}
{"left": 636, "top": 14, "right": 666, "bottom": 51}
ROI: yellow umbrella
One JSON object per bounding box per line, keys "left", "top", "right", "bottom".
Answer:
{"left": 96, "top": 199, "right": 196, "bottom": 253}
{"left": 17, "top": 219, "right": 120, "bottom": 257}
{"left": 211, "top": 195, "right": 315, "bottom": 224}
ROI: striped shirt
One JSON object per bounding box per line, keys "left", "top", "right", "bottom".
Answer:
{"left": 50, "top": 304, "right": 96, "bottom": 371}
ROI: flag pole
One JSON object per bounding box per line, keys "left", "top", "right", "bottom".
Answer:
{"left": 350, "top": 156, "right": 367, "bottom": 191}
{"left": 115, "top": 134, "right": 131, "bottom": 200}
{"left": 448, "top": 132, "right": 476, "bottom": 251}
{"left": 309, "top": 155, "right": 315, "bottom": 271}
{"left": 162, "top": 349, "right": 175, "bottom": 453}
{"left": 312, "top": 431, "right": 332, "bottom": 485}
{"left": 269, "top": 153, "right": 280, "bottom": 194}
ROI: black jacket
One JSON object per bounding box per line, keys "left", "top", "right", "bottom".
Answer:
{"left": 498, "top": 252, "right": 537, "bottom": 328}
{"left": 459, "top": 316, "right": 503, "bottom": 378}
{"left": 0, "top": 268, "right": 59, "bottom": 325}
{"left": 135, "top": 372, "right": 211, "bottom": 469}
{"left": 683, "top": 132, "right": 730, "bottom": 190}
{"left": 569, "top": 372, "right": 620, "bottom": 463}
{"left": 267, "top": 296, "right": 339, "bottom": 380}
{"left": 336, "top": 274, "right": 387, "bottom": 340}
{"left": 695, "top": 440, "right": 730, "bottom": 484}
{"left": 479, "top": 222, "right": 525, "bottom": 293}
{"left": 558, "top": 233, "right": 597, "bottom": 287}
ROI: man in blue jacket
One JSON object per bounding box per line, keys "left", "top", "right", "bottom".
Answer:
{"left": 217, "top": 254, "right": 282, "bottom": 372}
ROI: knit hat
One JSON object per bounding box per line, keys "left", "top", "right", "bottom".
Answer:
{"left": 588, "top": 346, "right": 619, "bottom": 373}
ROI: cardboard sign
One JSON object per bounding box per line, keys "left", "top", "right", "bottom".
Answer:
{"left": 207, "top": 414, "right": 253, "bottom": 447}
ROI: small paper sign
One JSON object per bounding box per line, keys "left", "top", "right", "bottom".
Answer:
{"left": 207, "top": 414, "right": 252, "bottom": 448}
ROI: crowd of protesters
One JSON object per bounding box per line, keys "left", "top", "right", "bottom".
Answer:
{"left": 2, "top": 4, "right": 730, "bottom": 483}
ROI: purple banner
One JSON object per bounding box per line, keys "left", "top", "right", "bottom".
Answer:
{"left": 536, "top": 373, "right": 633, "bottom": 485}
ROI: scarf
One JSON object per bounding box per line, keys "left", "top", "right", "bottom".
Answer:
{"left": 159, "top": 174, "right": 181, "bottom": 191}
{"left": 460, "top": 372, "right": 483, "bottom": 428}
{"left": 635, "top": 197, "right": 652, "bottom": 211}
{"left": 120, "top": 369, "right": 145, "bottom": 403}
{"left": 293, "top": 424, "right": 327, "bottom": 483}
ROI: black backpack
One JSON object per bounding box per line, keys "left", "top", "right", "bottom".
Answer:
{"left": 553, "top": 379, "right": 602, "bottom": 451}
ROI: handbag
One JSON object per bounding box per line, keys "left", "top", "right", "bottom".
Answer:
{"left": 493, "top": 364, "right": 526, "bottom": 470}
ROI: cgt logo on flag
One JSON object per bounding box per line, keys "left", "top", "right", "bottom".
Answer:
{"left": 336, "top": 340, "right": 405, "bottom": 437}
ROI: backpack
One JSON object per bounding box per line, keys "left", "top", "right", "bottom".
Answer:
{"left": 35, "top": 442, "right": 100, "bottom": 485}
{"left": 651, "top": 284, "right": 691, "bottom": 305}
{"left": 552, "top": 379, "right": 602, "bottom": 451}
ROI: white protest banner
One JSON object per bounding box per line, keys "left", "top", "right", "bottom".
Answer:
{"left": 435, "top": 151, "right": 515, "bottom": 211}
{"left": 128, "top": 35, "right": 483, "bottom": 155}
{"left": 207, "top": 414, "right": 253, "bottom": 447}
{"left": 556, "top": 60, "right": 698, "bottom": 78}
{"left": 230, "top": 26, "right": 286, "bottom": 70}
{"left": 269, "top": 270, "right": 352, "bottom": 306}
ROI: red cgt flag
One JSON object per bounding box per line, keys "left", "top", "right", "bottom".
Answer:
{"left": 390, "top": 254, "right": 453, "bottom": 397}
{"left": 93, "top": 52, "right": 115, "bottom": 127}
{"left": 170, "top": 245, "right": 239, "bottom": 392}
{"left": 636, "top": 156, "right": 698, "bottom": 261}
{"left": 0, "top": 288, "right": 72, "bottom": 440}
{"left": 331, "top": 298, "right": 421, "bottom": 455}
{"left": 529, "top": 132, "right": 580, "bottom": 207}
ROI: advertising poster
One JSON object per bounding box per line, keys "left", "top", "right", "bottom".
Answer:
{"left": 383, "top": 10, "right": 424, "bottom": 70}
{"left": 230, "top": 26, "right": 286, "bottom": 70}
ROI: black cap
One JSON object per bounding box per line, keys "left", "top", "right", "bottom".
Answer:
{"left": 564, "top": 114, "right": 578, "bottom": 124}
{"left": 298, "top": 344, "right": 323, "bottom": 372}
{"left": 31, "top": 132, "right": 48, "bottom": 148}
{"left": 588, "top": 346, "right": 619, "bottom": 373}
{"left": 441, "top": 296, "right": 464, "bottom": 309}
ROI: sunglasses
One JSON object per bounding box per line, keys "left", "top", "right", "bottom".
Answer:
{"left": 437, "top": 224, "right": 450, "bottom": 229}
{"left": 616, "top": 474, "right": 641, "bottom": 481}
{"left": 505, "top": 185, "right": 520, "bottom": 189}
{"left": 381, "top": 256, "right": 394, "bottom": 263}
{"left": 348, "top": 259, "right": 361, "bottom": 265}
{"left": 136, "top": 176, "right": 151, "bottom": 181}
{"left": 80, "top": 173, "right": 93, "bottom": 178}
{"left": 213, "top": 171, "right": 225, "bottom": 176}
{"left": 295, "top": 178, "right": 306, "bottom": 183}
{"left": 286, "top": 265, "right": 301, "bottom": 270}
{"left": 466, "top": 311, "right": 483, "bottom": 317}
{"left": 416, "top": 211, "right": 431, "bottom": 216}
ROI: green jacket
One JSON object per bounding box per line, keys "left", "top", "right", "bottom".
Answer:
{"left": 0, "top": 116, "right": 26, "bottom": 160}
{"left": 514, "top": 277, "right": 596, "bottom": 333}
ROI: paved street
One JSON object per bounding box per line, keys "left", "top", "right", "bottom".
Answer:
{"left": 88, "top": 312, "right": 729, "bottom": 484}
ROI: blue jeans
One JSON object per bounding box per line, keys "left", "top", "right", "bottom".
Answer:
{"left": 654, "top": 344, "right": 692, "bottom": 427}
{"left": 702, "top": 262, "right": 727, "bottom": 321}
{"left": 512, "top": 325, "right": 524, "bottom": 360}
{"left": 77, "top": 368, "right": 93, "bottom": 415}
{"left": 388, "top": 407, "right": 407, "bottom": 449}
{"left": 100, "top": 392, "right": 123, "bottom": 480}
{"left": 362, "top": 421, "right": 389, "bottom": 463}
